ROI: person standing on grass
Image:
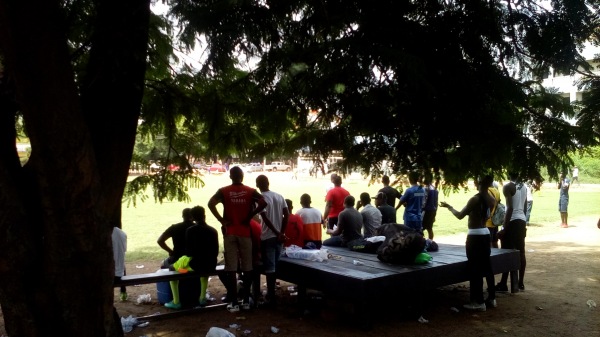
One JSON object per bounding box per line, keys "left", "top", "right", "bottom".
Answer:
{"left": 440, "top": 175, "right": 497, "bottom": 311}
{"left": 208, "top": 166, "right": 267, "bottom": 313}
{"left": 296, "top": 193, "right": 324, "bottom": 249}
{"left": 323, "top": 175, "right": 350, "bottom": 230}
{"left": 496, "top": 172, "right": 528, "bottom": 292}
{"left": 558, "top": 173, "right": 570, "bottom": 228}
{"left": 572, "top": 166, "right": 579, "bottom": 186}
{"left": 378, "top": 175, "right": 403, "bottom": 208}
{"left": 164, "top": 206, "right": 219, "bottom": 310}
{"left": 256, "top": 175, "right": 289, "bottom": 308}
{"left": 398, "top": 172, "right": 425, "bottom": 231}
{"left": 157, "top": 208, "right": 195, "bottom": 267}
{"left": 112, "top": 226, "right": 128, "bottom": 302}
{"left": 422, "top": 175, "right": 439, "bottom": 240}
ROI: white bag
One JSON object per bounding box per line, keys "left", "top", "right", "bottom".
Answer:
{"left": 285, "top": 245, "right": 329, "bottom": 262}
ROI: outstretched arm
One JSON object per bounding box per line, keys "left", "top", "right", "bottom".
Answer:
{"left": 440, "top": 199, "right": 472, "bottom": 220}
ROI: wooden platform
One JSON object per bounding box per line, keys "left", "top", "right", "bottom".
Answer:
{"left": 276, "top": 243, "right": 521, "bottom": 306}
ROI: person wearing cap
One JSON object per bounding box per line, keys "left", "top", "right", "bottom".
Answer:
{"left": 374, "top": 192, "right": 396, "bottom": 224}
{"left": 356, "top": 192, "right": 382, "bottom": 238}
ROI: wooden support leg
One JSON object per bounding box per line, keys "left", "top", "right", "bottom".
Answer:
{"left": 510, "top": 270, "right": 519, "bottom": 293}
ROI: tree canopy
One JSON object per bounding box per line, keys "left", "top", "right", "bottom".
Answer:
{"left": 1, "top": 0, "right": 600, "bottom": 336}
{"left": 159, "top": 0, "right": 600, "bottom": 187}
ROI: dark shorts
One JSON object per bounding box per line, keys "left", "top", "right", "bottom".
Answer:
{"left": 500, "top": 219, "right": 526, "bottom": 253}
{"left": 422, "top": 210, "right": 437, "bottom": 230}
{"left": 559, "top": 196, "right": 569, "bottom": 213}
{"left": 327, "top": 217, "right": 338, "bottom": 230}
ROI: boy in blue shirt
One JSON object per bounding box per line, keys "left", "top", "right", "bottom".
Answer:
{"left": 399, "top": 172, "right": 425, "bottom": 231}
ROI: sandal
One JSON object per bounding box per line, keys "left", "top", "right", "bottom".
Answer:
{"left": 226, "top": 303, "right": 240, "bottom": 313}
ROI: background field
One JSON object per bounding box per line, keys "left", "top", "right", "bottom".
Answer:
{"left": 122, "top": 171, "right": 600, "bottom": 261}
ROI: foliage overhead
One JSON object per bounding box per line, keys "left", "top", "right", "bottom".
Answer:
{"left": 153, "top": 0, "right": 600, "bottom": 189}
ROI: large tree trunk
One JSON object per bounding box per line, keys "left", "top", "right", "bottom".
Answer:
{"left": 0, "top": 0, "right": 150, "bottom": 336}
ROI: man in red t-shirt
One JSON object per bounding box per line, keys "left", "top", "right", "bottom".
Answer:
{"left": 208, "top": 166, "right": 267, "bottom": 312}
{"left": 284, "top": 199, "right": 304, "bottom": 248}
{"left": 323, "top": 175, "right": 350, "bottom": 230}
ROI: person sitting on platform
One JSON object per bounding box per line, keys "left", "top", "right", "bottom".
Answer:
{"left": 324, "top": 195, "right": 363, "bottom": 247}
{"left": 296, "top": 193, "right": 324, "bottom": 248}
{"left": 164, "top": 206, "right": 219, "bottom": 310}
{"left": 284, "top": 199, "right": 304, "bottom": 248}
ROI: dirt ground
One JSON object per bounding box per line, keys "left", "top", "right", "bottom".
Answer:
{"left": 108, "top": 215, "right": 599, "bottom": 337}
{"left": 0, "top": 216, "right": 598, "bottom": 336}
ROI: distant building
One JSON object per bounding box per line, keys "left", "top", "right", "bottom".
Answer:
{"left": 540, "top": 43, "right": 600, "bottom": 106}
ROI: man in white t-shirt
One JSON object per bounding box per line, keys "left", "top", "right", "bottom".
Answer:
{"left": 112, "top": 227, "right": 127, "bottom": 301}
{"left": 497, "top": 172, "right": 527, "bottom": 293}
{"left": 256, "top": 175, "right": 289, "bottom": 307}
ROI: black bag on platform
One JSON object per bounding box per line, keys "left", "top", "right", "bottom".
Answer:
{"left": 347, "top": 238, "right": 383, "bottom": 253}
{"left": 375, "top": 223, "right": 426, "bottom": 264}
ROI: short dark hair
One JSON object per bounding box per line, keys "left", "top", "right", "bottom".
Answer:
{"left": 359, "top": 192, "right": 371, "bottom": 204}
{"left": 382, "top": 175, "right": 390, "bottom": 184}
{"left": 229, "top": 166, "right": 244, "bottom": 181}
{"left": 344, "top": 195, "right": 356, "bottom": 207}
{"left": 478, "top": 175, "right": 493, "bottom": 189}
{"left": 285, "top": 199, "right": 293, "bottom": 210}
{"left": 300, "top": 193, "right": 312, "bottom": 205}
{"left": 182, "top": 208, "right": 192, "bottom": 219}
{"left": 374, "top": 192, "right": 387, "bottom": 201}
{"left": 190, "top": 206, "right": 205, "bottom": 222}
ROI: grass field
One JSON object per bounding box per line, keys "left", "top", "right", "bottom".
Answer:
{"left": 122, "top": 171, "right": 600, "bottom": 261}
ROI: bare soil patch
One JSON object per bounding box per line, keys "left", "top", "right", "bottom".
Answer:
{"left": 108, "top": 216, "right": 600, "bottom": 337}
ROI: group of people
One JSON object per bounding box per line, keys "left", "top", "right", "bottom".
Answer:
{"left": 150, "top": 168, "right": 443, "bottom": 312}
{"left": 113, "top": 167, "right": 587, "bottom": 316}
{"left": 321, "top": 172, "right": 439, "bottom": 248}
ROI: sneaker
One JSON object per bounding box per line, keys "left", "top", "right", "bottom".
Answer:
{"left": 119, "top": 292, "right": 128, "bottom": 302}
{"left": 496, "top": 283, "right": 509, "bottom": 293}
{"left": 560, "top": 223, "right": 569, "bottom": 228}
{"left": 463, "top": 302, "right": 486, "bottom": 311}
{"left": 164, "top": 301, "right": 181, "bottom": 310}
{"left": 226, "top": 303, "right": 240, "bottom": 313}
{"left": 486, "top": 299, "right": 497, "bottom": 308}
{"left": 241, "top": 302, "right": 251, "bottom": 310}
{"left": 197, "top": 299, "right": 208, "bottom": 308}
{"left": 519, "top": 284, "right": 525, "bottom": 291}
